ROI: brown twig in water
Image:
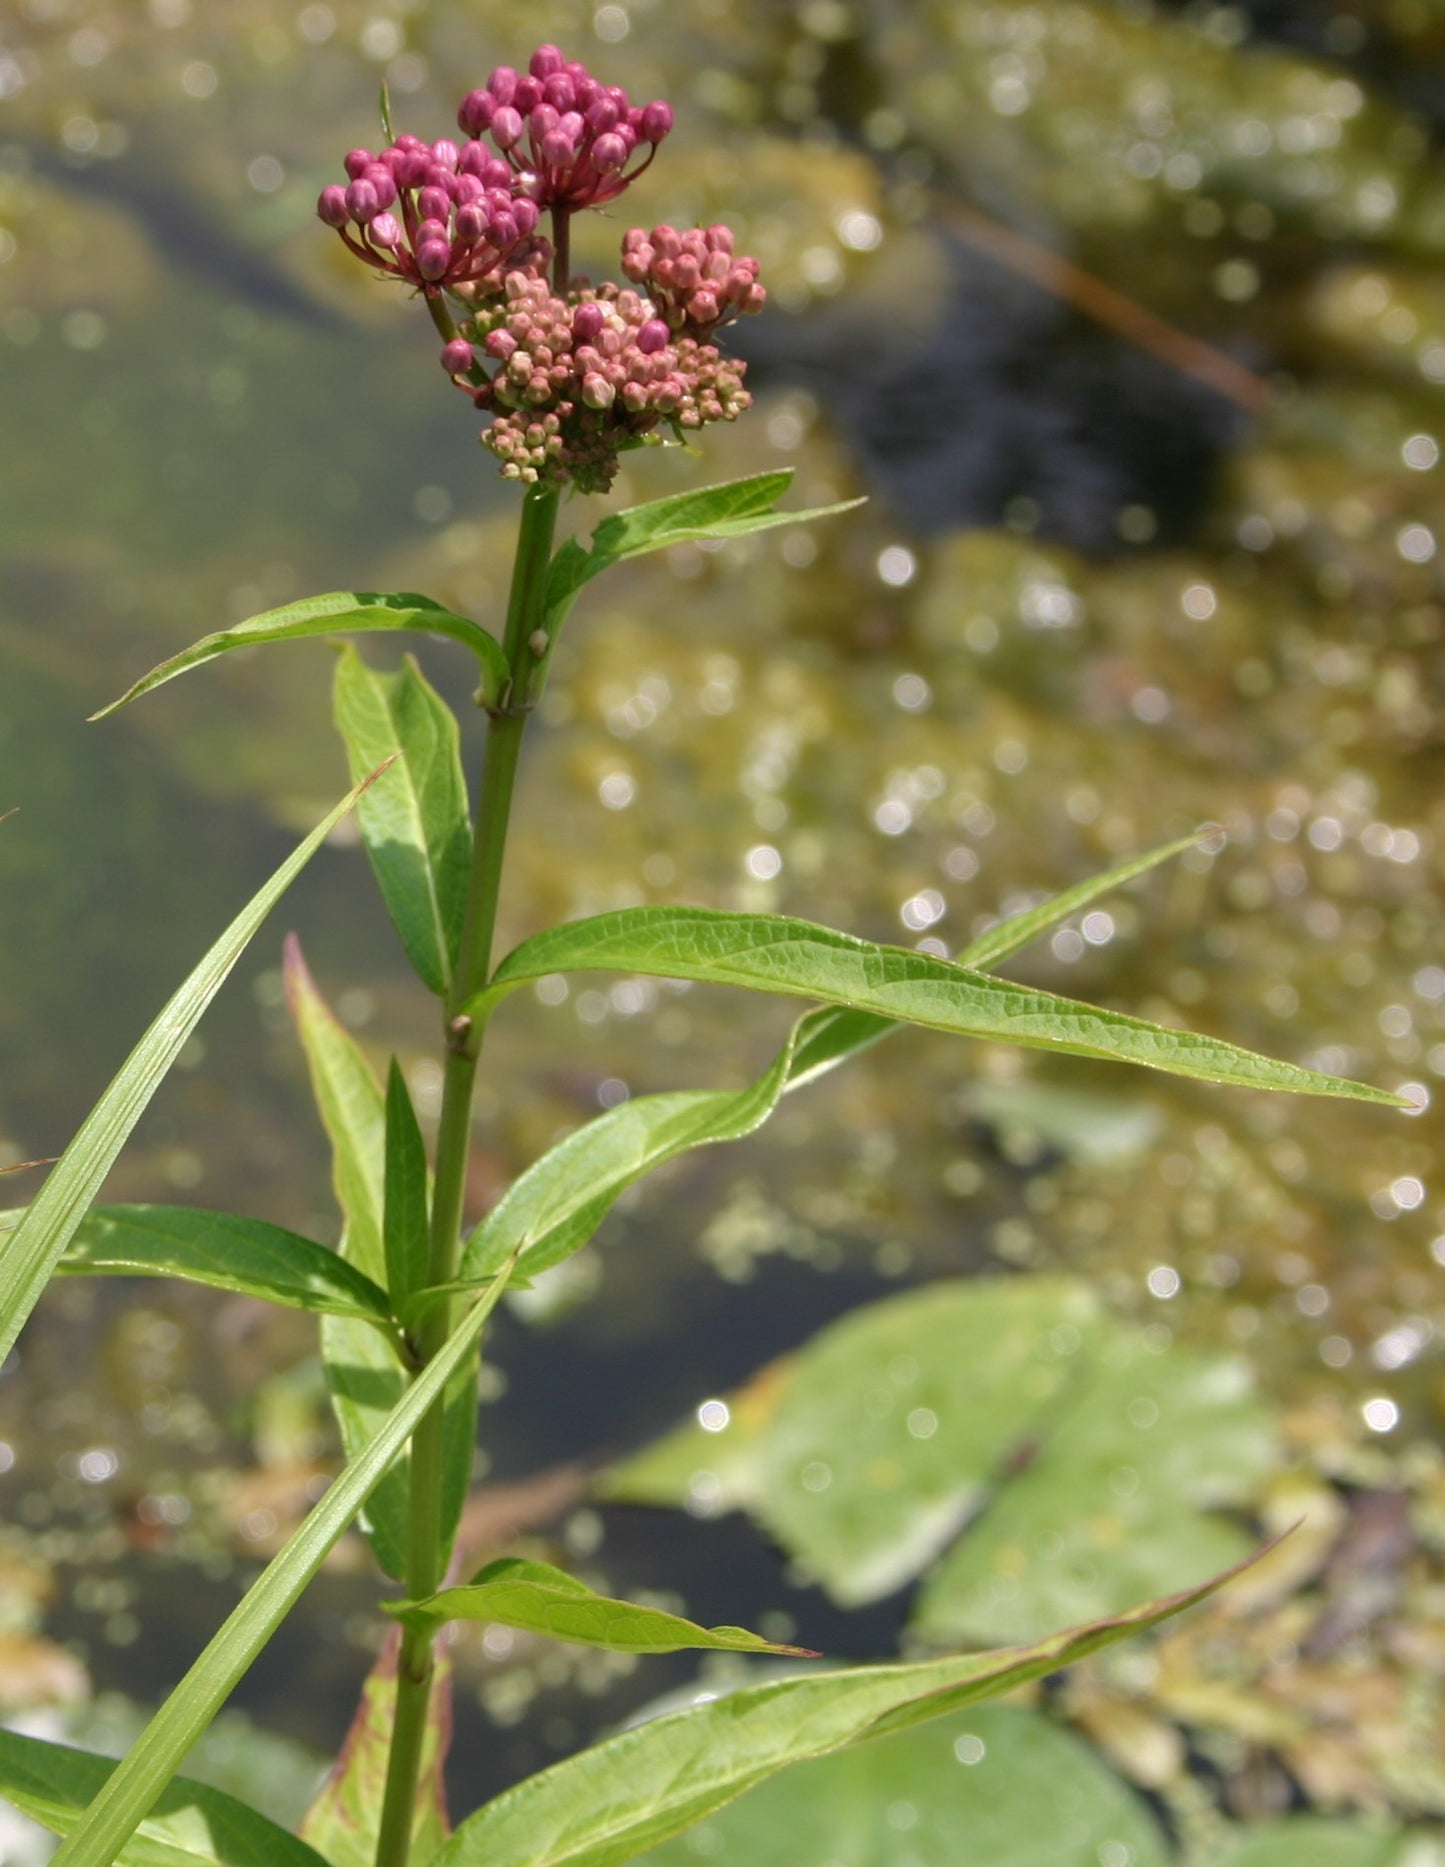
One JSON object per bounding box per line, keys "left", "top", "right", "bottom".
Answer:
{"left": 938, "top": 199, "right": 1271, "bottom": 417}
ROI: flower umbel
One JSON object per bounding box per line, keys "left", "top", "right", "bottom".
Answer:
{"left": 457, "top": 44, "right": 673, "bottom": 213}
{"left": 321, "top": 45, "right": 762, "bottom": 490}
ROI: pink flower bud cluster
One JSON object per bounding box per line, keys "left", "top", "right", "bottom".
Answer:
{"left": 457, "top": 271, "right": 751, "bottom": 492}
{"left": 621, "top": 223, "right": 766, "bottom": 341}
{"left": 456, "top": 43, "right": 673, "bottom": 211}
{"left": 317, "top": 134, "right": 544, "bottom": 296}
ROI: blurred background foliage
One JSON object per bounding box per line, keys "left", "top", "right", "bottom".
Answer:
{"left": 4, "top": 0, "right": 1445, "bottom": 1857}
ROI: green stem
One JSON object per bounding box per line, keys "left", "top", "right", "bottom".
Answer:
{"left": 373, "top": 483, "right": 560, "bottom": 1867}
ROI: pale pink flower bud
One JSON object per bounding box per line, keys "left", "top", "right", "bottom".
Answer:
{"left": 442, "top": 338, "right": 474, "bottom": 373}
{"left": 491, "top": 106, "right": 523, "bottom": 149}
{"left": 707, "top": 225, "right": 735, "bottom": 252}
{"left": 591, "top": 132, "right": 627, "bottom": 173}
{"left": 317, "top": 185, "right": 348, "bottom": 227}
{"left": 371, "top": 211, "right": 402, "bottom": 247}
{"left": 688, "top": 289, "right": 719, "bottom": 324}
{"left": 486, "top": 328, "right": 518, "bottom": 359}
{"left": 582, "top": 372, "right": 616, "bottom": 409}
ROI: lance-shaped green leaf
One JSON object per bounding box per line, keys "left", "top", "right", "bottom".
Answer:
{"left": 285, "top": 939, "right": 408, "bottom": 1579}
{"left": 386, "top": 1556, "right": 819, "bottom": 1658}
{"left": 477, "top": 906, "right": 1403, "bottom": 1106}
{"left": 638, "top": 1704, "right": 1172, "bottom": 1867}
{"left": 383, "top": 1061, "right": 430, "bottom": 1310}
{"left": 49, "top": 1275, "right": 511, "bottom": 1867}
{"left": 543, "top": 470, "right": 863, "bottom": 635}
{"left": 54, "top": 1205, "right": 395, "bottom": 1328}
{"left": 286, "top": 941, "right": 473, "bottom": 1582}
{"left": 461, "top": 835, "right": 1237, "bottom": 1287}
{"left": 0, "top": 1727, "right": 329, "bottom": 1867}
{"left": 299, "top": 1628, "right": 451, "bottom": 1867}
{"left": 430, "top": 1556, "right": 1261, "bottom": 1867}
{"left": 333, "top": 648, "right": 472, "bottom": 997}
{"left": 92, "top": 592, "right": 507, "bottom": 720}
{"left": 0, "top": 776, "right": 380, "bottom": 1370}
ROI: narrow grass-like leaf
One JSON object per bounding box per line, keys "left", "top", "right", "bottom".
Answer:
{"left": 333, "top": 648, "right": 472, "bottom": 996}
{"left": 299, "top": 1628, "right": 451, "bottom": 1867}
{"left": 0, "top": 1727, "right": 328, "bottom": 1867}
{"left": 49, "top": 1275, "right": 511, "bottom": 1867}
{"left": 0, "top": 777, "right": 378, "bottom": 1370}
{"left": 383, "top": 1060, "right": 430, "bottom": 1310}
{"left": 432, "top": 1557, "right": 1261, "bottom": 1867}
{"left": 542, "top": 470, "right": 863, "bottom": 634}
{"left": 480, "top": 906, "right": 1402, "bottom": 1105}
{"left": 55, "top": 1205, "right": 395, "bottom": 1327}
{"left": 284, "top": 939, "right": 407, "bottom": 1579}
{"left": 387, "top": 1556, "right": 818, "bottom": 1657}
{"left": 92, "top": 593, "right": 507, "bottom": 720}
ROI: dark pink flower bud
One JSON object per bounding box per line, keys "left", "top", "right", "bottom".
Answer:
{"left": 346, "top": 178, "right": 381, "bottom": 223}
{"left": 514, "top": 76, "right": 543, "bottom": 113}
{"left": 543, "top": 73, "right": 576, "bottom": 112}
{"left": 419, "top": 184, "right": 452, "bottom": 222}
{"left": 417, "top": 240, "right": 451, "bottom": 281}
{"left": 491, "top": 106, "right": 523, "bottom": 149}
{"left": 541, "top": 128, "right": 576, "bottom": 168}
{"left": 431, "top": 139, "right": 460, "bottom": 171}
{"left": 488, "top": 66, "right": 518, "bottom": 104}
{"left": 344, "top": 148, "right": 374, "bottom": 179}
{"left": 456, "top": 203, "right": 486, "bottom": 241}
{"left": 317, "top": 184, "right": 349, "bottom": 227}
{"left": 424, "top": 164, "right": 458, "bottom": 194}
{"left": 591, "top": 132, "right": 627, "bottom": 173}
{"left": 418, "top": 216, "right": 449, "bottom": 244}
{"left": 530, "top": 43, "right": 565, "bottom": 78}
{"left": 487, "top": 214, "right": 519, "bottom": 249}
{"left": 586, "top": 98, "right": 621, "bottom": 137}
{"left": 453, "top": 172, "right": 483, "bottom": 206}
{"left": 364, "top": 165, "right": 398, "bottom": 208}
{"left": 512, "top": 198, "right": 541, "bottom": 235}
{"left": 442, "top": 337, "right": 474, "bottom": 373}
{"left": 637, "top": 318, "right": 670, "bottom": 354}
{"left": 574, "top": 74, "right": 602, "bottom": 111}
{"left": 371, "top": 212, "right": 402, "bottom": 247}
{"left": 398, "top": 148, "right": 430, "bottom": 187}
{"left": 458, "top": 89, "right": 495, "bottom": 135}
{"left": 486, "top": 328, "right": 518, "bottom": 360}
{"left": 604, "top": 84, "right": 628, "bottom": 110}
{"left": 641, "top": 100, "right": 674, "bottom": 142}
{"left": 572, "top": 302, "right": 606, "bottom": 342}
{"left": 529, "top": 104, "right": 560, "bottom": 141}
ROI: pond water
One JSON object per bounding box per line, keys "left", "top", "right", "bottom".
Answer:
{"left": 3, "top": 0, "right": 1445, "bottom": 1842}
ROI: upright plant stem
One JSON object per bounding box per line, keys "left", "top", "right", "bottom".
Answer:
{"left": 374, "top": 482, "right": 560, "bottom": 1867}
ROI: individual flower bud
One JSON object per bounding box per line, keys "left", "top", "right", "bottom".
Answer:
{"left": 397, "top": 147, "right": 431, "bottom": 187}
{"left": 512, "top": 199, "right": 541, "bottom": 235}
{"left": 586, "top": 97, "right": 621, "bottom": 136}
{"left": 442, "top": 337, "right": 475, "bottom": 373}
{"left": 491, "top": 105, "right": 523, "bottom": 149}
{"left": 541, "top": 128, "right": 577, "bottom": 169}
{"left": 637, "top": 318, "right": 670, "bottom": 354}
{"left": 317, "top": 184, "right": 349, "bottom": 227}
{"left": 487, "top": 213, "right": 519, "bottom": 249}
{"left": 641, "top": 100, "right": 674, "bottom": 142}
{"left": 530, "top": 43, "right": 566, "bottom": 78}
{"left": 488, "top": 66, "right": 518, "bottom": 104}
{"left": 346, "top": 178, "right": 381, "bottom": 223}
{"left": 574, "top": 74, "right": 602, "bottom": 111}
{"left": 543, "top": 73, "right": 576, "bottom": 112}
{"left": 458, "top": 88, "right": 495, "bottom": 135}
{"left": 371, "top": 212, "right": 402, "bottom": 247}
{"left": 418, "top": 184, "right": 452, "bottom": 223}
{"left": 363, "top": 165, "right": 397, "bottom": 208}
{"left": 432, "top": 139, "right": 460, "bottom": 170}
{"left": 456, "top": 203, "right": 486, "bottom": 242}
{"left": 688, "top": 289, "right": 719, "bottom": 325}
{"left": 672, "top": 255, "right": 701, "bottom": 292}
{"left": 591, "top": 132, "right": 627, "bottom": 173}
{"left": 344, "top": 148, "right": 374, "bottom": 179}
{"left": 417, "top": 239, "right": 451, "bottom": 281}
{"left": 529, "top": 103, "right": 560, "bottom": 141}
{"left": 572, "top": 301, "right": 606, "bottom": 342}
{"left": 513, "top": 76, "right": 543, "bottom": 114}
{"left": 486, "top": 328, "right": 518, "bottom": 360}
{"left": 582, "top": 372, "right": 616, "bottom": 409}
